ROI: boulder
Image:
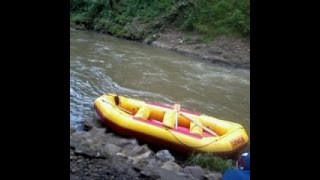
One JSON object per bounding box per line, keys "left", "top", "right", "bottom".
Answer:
{"left": 161, "top": 161, "right": 183, "bottom": 172}
{"left": 155, "top": 149, "right": 175, "bottom": 162}
{"left": 183, "top": 166, "right": 205, "bottom": 180}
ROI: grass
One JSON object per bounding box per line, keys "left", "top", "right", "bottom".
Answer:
{"left": 187, "top": 153, "right": 234, "bottom": 172}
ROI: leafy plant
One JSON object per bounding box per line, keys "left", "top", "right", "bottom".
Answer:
{"left": 187, "top": 153, "right": 234, "bottom": 172}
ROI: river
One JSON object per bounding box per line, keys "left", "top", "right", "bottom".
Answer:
{"left": 70, "top": 29, "right": 250, "bottom": 139}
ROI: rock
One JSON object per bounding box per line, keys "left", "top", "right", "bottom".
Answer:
{"left": 141, "top": 166, "right": 191, "bottom": 180}
{"left": 133, "top": 164, "right": 142, "bottom": 172}
{"left": 208, "top": 48, "right": 223, "bottom": 55}
{"left": 102, "top": 133, "right": 139, "bottom": 149}
{"left": 152, "top": 168, "right": 189, "bottom": 180}
{"left": 203, "top": 172, "right": 223, "bottom": 180}
{"left": 83, "top": 118, "right": 104, "bottom": 131}
{"left": 70, "top": 127, "right": 121, "bottom": 158}
{"left": 73, "top": 141, "right": 101, "bottom": 157}
{"left": 146, "top": 157, "right": 160, "bottom": 167}
{"left": 70, "top": 174, "right": 81, "bottom": 180}
{"left": 117, "top": 138, "right": 138, "bottom": 147}
{"left": 86, "top": 127, "right": 107, "bottom": 137}
{"left": 161, "top": 161, "right": 183, "bottom": 172}
{"left": 123, "top": 144, "right": 150, "bottom": 156}
{"left": 194, "top": 45, "right": 202, "bottom": 50}
{"left": 175, "top": 172, "right": 188, "bottom": 177}
{"left": 143, "top": 33, "right": 160, "bottom": 44}
{"left": 130, "top": 151, "right": 153, "bottom": 164}
{"left": 183, "top": 166, "right": 205, "bottom": 180}
{"left": 116, "top": 152, "right": 128, "bottom": 158}
{"left": 140, "top": 169, "right": 161, "bottom": 179}
{"left": 126, "top": 145, "right": 145, "bottom": 156}
{"left": 70, "top": 128, "right": 75, "bottom": 136}
{"left": 124, "top": 22, "right": 146, "bottom": 40}
{"left": 104, "top": 143, "right": 121, "bottom": 155}
{"left": 155, "top": 150, "right": 175, "bottom": 162}
{"left": 70, "top": 127, "right": 155, "bottom": 161}
{"left": 70, "top": 125, "right": 211, "bottom": 179}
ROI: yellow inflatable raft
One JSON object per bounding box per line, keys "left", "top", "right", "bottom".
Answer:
{"left": 94, "top": 93, "right": 249, "bottom": 157}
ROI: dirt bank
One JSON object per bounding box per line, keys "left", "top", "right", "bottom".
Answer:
{"left": 150, "top": 30, "right": 250, "bottom": 69}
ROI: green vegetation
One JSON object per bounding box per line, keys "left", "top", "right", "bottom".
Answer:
{"left": 70, "top": 0, "right": 249, "bottom": 40}
{"left": 187, "top": 153, "right": 234, "bottom": 172}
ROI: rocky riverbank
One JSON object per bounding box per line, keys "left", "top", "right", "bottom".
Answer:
{"left": 70, "top": 118, "right": 223, "bottom": 180}
{"left": 150, "top": 30, "right": 250, "bottom": 69}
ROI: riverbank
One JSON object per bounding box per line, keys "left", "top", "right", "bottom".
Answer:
{"left": 70, "top": 118, "right": 226, "bottom": 180}
{"left": 150, "top": 30, "right": 250, "bottom": 69}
